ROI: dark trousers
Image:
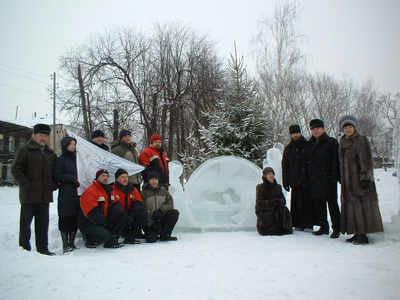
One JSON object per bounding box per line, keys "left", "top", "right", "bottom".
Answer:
{"left": 79, "top": 212, "right": 127, "bottom": 245}
{"left": 144, "top": 209, "right": 179, "bottom": 243}
{"left": 58, "top": 215, "right": 78, "bottom": 232}
{"left": 314, "top": 198, "right": 340, "bottom": 232}
{"left": 290, "top": 186, "right": 315, "bottom": 229}
{"left": 19, "top": 203, "right": 50, "bottom": 252}
{"left": 123, "top": 211, "right": 147, "bottom": 241}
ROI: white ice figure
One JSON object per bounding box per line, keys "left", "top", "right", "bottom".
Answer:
{"left": 263, "top": 147, "right": 283, "bottom": 186}
{"left": 169, "top": 161, "right": 196, "bottom": 226}
{"left": 169, "top": 156, "right": 262, "bottom": 230}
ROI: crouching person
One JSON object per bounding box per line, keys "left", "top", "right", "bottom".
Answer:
{"left": 112, "top": 168, "right": 146, "bottom": 244}
{"left": 140, "top": 172, "right": 179, "bottom": 243}
{"left": 78, "top": 169, "right": 127, "bottom": 248}
{"left": 256, "top": 167, "right": 293, "bottom": 236}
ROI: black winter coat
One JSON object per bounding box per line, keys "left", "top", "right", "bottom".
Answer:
{"left": 255, "top": 178, "right": 292, "bottom": 236}
{"left": 53, "top": 136, "right": 80, "bottom": 217}
{"left": 282, "top": 136, "right": 308, "bottom": 188}
{"left": 11, "top": 138, "right": 58, "bottom": 204}
{"left": 304, "top": 132, "right": 340, "bottom": 200}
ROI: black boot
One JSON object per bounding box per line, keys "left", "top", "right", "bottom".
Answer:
{"left": 159, "top": 234, "right": 178, "bottom": 241}
{"left": 104, "top": 236, "right": 124, "bottom": 248}
{"left": 61, "top": 232, "right": 73, "bottom": 253}
{"left": 352, "top": 234, "right": 369, "bottom": 245}
{"left": 346, "top": 234, "right": 357, "bottom": 243}
{"left": 330, "top": 231, "right": 340, "bottom": 239}
{"left": 312, "top": 228, "right": 329, "bottom": 236}
{"left": 68, "top": 232, "right": 78, "bottom": 249}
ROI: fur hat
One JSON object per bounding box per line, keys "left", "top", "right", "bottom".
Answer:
{"left": 115, "top": 168, "right": 128, "bottom": 180}
{"left": 119, "top": 129, "right": 131, "bottom": 140}
{"left": 339, "top": 115, "right": 358, "bottom": 132}
{"left": 95, "top": 169, "right": 109, "bottom": 180}
{"left": 262, "top": 167, "right": 275, "bottom": 176}
{"left": 289, "top": 125, "right": 301, "bottom": 134}
{"left": 91, "top": 129, "right": 105, "bottom": 140}
{"left": 150, "top": 134, "right": 162, "bottom": 144}
{"left": 309, "top": 119, "right": 324, "bottom": 129}
{"left": 147, "top": 171, "right": 160, "bottom": 181}
{"left": 33, "top": 123, "right": 51, "bottom": 135}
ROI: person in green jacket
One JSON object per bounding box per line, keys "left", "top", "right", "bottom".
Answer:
{"left": 140, "top": 172, "right": 179, "bottom": 243}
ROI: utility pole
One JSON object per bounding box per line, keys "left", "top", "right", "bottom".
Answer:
{"left": 53, "top": 72, "right": 56, "bottom": 152}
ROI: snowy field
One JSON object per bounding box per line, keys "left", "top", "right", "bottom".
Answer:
{"left": 0, "top": 168, "right": 399, "bottom": 300}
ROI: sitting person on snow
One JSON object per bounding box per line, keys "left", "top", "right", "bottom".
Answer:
{"left": 78, "top": 169, "right": 127, "bottom": 248}
{"left": 255, "top": 167, "right": 293, "bottom": 236}
{"left": 111, "top": 168, "right": 146, "bottom": 244}
{"left": 140, "top": 172, "right": 179, "bottom": 243}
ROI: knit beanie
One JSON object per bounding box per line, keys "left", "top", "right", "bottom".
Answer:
{"left": 91, "top": 130, "right": 105, "bottom": 140}
{"left": 95, "top": 169, "right": 109, "bottom": 180}
{"left": 119, "top": 129, "right": 131, "bottom": 140}
{"left": 309, "top": 119, "right": 324, "bottom": 129}
{"left": 339, "top": 115, "right": 358, "bottom": 132}
{"left": 115, "top": 168, "right": 128, "bottom": 180}
{"left": 262, "top": 167, "right": 275, "bottom": 176}
{"left": 147, "top": 171, "right": 160, "bottom": 181}
{"left": 150, "top": 134, "right": 162, "bottom": 144}
{"left": 289, "top": 125, "right": 301, "bottom": 134}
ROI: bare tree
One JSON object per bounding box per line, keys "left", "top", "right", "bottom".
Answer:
{"left": 252, "top": 1, "right": 308, "bottom": 143}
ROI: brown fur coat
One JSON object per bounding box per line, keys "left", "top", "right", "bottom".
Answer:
{"left": 339, "top": 132, "right": 383, "bottom": 234}
{"left": 255, "top": 178, "right": 292, "bottom": 236}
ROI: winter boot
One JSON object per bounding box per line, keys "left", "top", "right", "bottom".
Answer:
{"left": 159, "top": 234, "right": 178, "bottom": 242}
{"left": 352, "top": 234, "right": 369, "bottom": 245}
{"left": 68, "top": 232, "right": 78, "bottom": 249}
{"left": 104, "top": 236, "right": 124, "bottom": 248}
{"left": 83, "top": 235, "right": 98, "bottom": 248}
{"left": 61, "top": 232, "right": 73, "bottom": 253}
{"left": 346, "top": 234, "right": 357, "bottom": 243}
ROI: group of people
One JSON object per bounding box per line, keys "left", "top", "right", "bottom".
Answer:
{"left": 11, "top": 115, "right": 385, "bottom": 255}
{"left": 11, "top": 125, "right": 179, "bottom": 255}
{"left": 255, "top": 117, "right": 384, "bottom": 245}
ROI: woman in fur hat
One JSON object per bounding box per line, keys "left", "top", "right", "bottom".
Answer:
{"left": 339, "top": 115, "right": 384, "bottom": 245}
{"left": 255, "top": 167, "right": 293, "bottom": 236}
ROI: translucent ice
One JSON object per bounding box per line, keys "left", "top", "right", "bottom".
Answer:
{"left": 170, "top": 156, "right": 262, "bottom": 231}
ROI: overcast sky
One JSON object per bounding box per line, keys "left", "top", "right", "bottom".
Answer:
{"left": 1, "top": 0, "right": 399, "bottom": 121}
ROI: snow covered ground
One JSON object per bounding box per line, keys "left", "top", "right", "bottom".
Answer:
{"left": 0, "top": 168, "right": 399, "bottom": 300}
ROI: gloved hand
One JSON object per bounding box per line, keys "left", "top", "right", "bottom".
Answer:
{"left": 284, "top": 186, "right": 290, "bottom": 192}
{"left": 151, "top": 222, "right": 162, "bottom": 233}
{"left": 130, "top": 202, "right": 143, "bottom": 215}
{"left": 273, "top": 200, "right": 281, "bottom": 212}
{"left": 126, "top": 214, "right": 134, "bottom": 226}
{"left": 361, "top": 180, "right": 370, "bottom": 189}
{"left": 151, "top": 209, "right": 163, "bottom": 221}
{"left": 104, "top": 221, "right": 115, "bottom": 233}
{"left": 74, "top": 179, "right": 80, "bottom": 188}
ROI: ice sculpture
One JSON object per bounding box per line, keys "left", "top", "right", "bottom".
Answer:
{"left": 170, "top": 156, "right": 262, "bottom": 231}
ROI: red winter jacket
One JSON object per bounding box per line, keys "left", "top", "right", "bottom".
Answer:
{"left": 138, "top": 145, "right": 169, "bottom": 184}
{"left": 79, "top": 181, "right": 117, "bottom": 225}
{"left": 111, "top": 182, "right": 143, "bottom": 213}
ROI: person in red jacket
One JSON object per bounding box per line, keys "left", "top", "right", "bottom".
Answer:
{"left": 139, "top": 134, "right": 170, "bottom": 186}
{"left": 78, "top": 169, "right": 126, "bottom": 248}
{"left": 111, "top": 169, "right": 146, "bottom": 244}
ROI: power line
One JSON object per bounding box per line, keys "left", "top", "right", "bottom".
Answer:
{"left": 0, "top": 83, "right": 49, "bottom": 97}
{"left": 0, "top": 63, "right": 49, "bottom": 78}
{"left": 0, "top": 68, "right": 49, "bottom": 85}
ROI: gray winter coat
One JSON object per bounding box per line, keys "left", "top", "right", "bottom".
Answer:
{"left": 111, "top": 140, "right": 142, "bottom": 186}
{"left": 339, "top": 132, "right": 383, "bottom": 234}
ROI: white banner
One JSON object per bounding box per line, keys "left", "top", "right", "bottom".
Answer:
{"left": 67, "top": 130, "right": 144, "bottom": 195}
